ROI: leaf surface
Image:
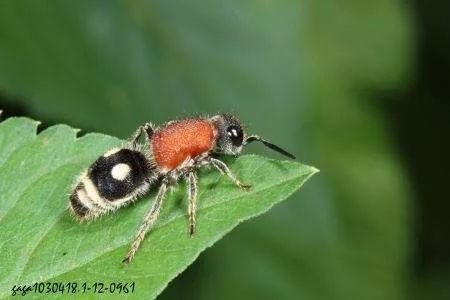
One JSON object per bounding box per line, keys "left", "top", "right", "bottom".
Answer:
{"left": 0, "top": 117, "right": 316, "bottom": 299}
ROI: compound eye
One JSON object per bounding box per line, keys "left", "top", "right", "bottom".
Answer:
{"left": 226, "top": 125, "right": 243, "bottom": 146}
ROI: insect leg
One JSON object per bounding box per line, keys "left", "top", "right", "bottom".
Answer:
{"left": 207, "top": 157, "right": 251, "bottom": 190}
{"left": 185, "top": 171, "right": 198, "bottom": 236}
{"left": 122, "top": 180, "right": 168, "bottom": 264}
{"left": 130, "top": 122, "right": 155, "bottom": 149}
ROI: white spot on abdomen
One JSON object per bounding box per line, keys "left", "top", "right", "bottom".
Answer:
{"left": 111, "top": 163, "right": 131, "bottom": 181}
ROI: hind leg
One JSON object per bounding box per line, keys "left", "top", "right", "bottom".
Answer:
{"left": 130, "top": 122, "right": 155, "bottom": 148}
{"left": 185, "top": 171, "right": 198, "bottom": 236}
{"left": 122, "top": 180, "right": 168, "bottom": 264}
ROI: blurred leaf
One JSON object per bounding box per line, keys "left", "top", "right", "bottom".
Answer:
{"left": 0, "top": 117, "right": 316, "bottom": 299}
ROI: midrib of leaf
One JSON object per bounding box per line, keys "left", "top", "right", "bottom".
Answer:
{"left": 17, "top": 159, "right": 315, "bottom": 286}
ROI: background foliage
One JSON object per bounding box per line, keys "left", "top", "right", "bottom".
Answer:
{"left": 1, "top": 0, "right": 447, "bottom": 299}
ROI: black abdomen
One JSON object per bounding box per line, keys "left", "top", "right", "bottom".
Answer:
{"left": 88, "top": 148, "right": 152, "bottom": 201}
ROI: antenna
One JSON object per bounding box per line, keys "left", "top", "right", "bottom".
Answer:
{"left": 244, "top": 135, "right": 296, "bottom": 159}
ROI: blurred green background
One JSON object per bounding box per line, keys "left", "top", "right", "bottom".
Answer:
{"left": 0, "top": 0, "right": 448, "bottom": 299}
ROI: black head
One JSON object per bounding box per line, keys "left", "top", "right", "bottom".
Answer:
{"left": 210, "top": 114, "right": 296, "bottom": 159}
{"left": 211, "top": 114, "right": 244, "bottom": 155}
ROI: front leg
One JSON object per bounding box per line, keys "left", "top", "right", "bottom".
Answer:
{"left": 206, "top": 157, "right": 251, "bottom": 190}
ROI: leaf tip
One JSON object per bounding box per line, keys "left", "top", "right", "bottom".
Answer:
{"left": 310, "top": 166, "right": 320, "bottom": 174}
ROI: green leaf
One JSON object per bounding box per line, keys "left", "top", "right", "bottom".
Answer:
{"left": 0, "top": 117, "right": 317, "bottom": 299}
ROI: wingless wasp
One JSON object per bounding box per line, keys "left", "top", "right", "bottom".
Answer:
{"left": 69, "top": 114, "right": 295, "bottom": 263}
